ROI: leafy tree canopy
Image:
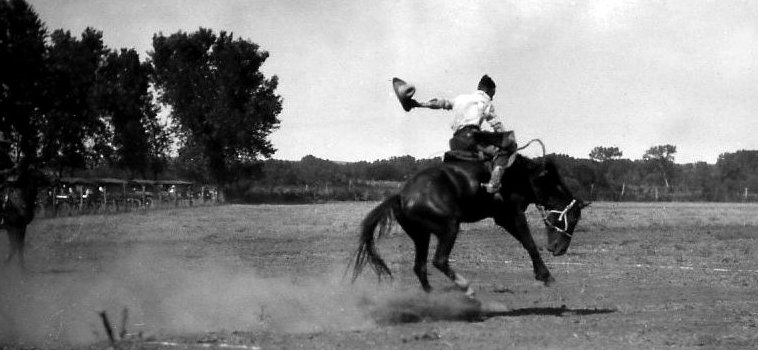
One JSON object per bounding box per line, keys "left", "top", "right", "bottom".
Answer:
{"left": 0, "top": 0, "right": 47, "bottom": 169}
{"left": 150, "top": 28, "right": 282, "bottom": 185}
{"left": 643, "top": 144, "right": 677, "bottom": 163}
{"left": 589, "top": 146, "right": 623, "bottom": 162}
{"left": 95, "top": 48, "right": 169, "bottom": 177}
{"left": 642, "top": 144, "right": 677, "bottom": 188}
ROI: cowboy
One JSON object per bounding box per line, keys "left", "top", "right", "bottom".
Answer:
{"left": 392, "top": 75, "right": 516, "bottom": 193}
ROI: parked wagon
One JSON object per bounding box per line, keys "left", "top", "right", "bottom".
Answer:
{"left": 93, "top": 178, "right": 129, "bottom": 211}
{"left": 50, "top": 177, "right": 99, "bottom": 215}
{"left": 156, "top": 180, "right": 194, "bottom": 206}
{"left": 127, "top": 179, "right": 161, "bottom": 208}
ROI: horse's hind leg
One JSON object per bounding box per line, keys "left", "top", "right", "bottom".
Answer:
{"left": 411, "top": 232, "right": 432, "bottom": 292}
{"left": 432, "top": 222, "right": 474, "bottom": 297}
{"left": 401, "top": 222, "right": 432, "bottom": 292}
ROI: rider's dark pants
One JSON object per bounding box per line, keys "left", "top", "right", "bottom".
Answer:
{"left": 449, "top": 126, "right": 516, "bottom": 170}
{"left": 449, "top": 125, "right": 481, "bottom": 152}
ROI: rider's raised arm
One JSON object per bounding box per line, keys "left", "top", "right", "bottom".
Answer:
{"left": 418, "top": 98, "right": 453, "bottom": 110}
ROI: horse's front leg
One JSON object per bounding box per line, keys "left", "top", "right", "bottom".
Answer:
{"left": 495, "top": 211, "right": 554, "bottom": 286}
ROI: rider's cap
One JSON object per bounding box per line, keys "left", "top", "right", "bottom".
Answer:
{"left": 392, "top": 77, "right": 417, "bottom": 112}
{"left": 478, "top": 75, "right": 496, "bottom": 95}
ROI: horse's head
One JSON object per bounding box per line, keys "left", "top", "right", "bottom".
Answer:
{"left": 530, "top": 158, "right": 589, "bottom": 256}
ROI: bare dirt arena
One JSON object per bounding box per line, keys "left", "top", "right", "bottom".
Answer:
{"left": 2, "top": 201, "right": 758, "bottom": 349}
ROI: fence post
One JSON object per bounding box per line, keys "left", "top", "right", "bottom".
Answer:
{"left": 620, "top": 183, "right": 625, "bottom": 201}
{"left": 52, "top": 186, "right": 58, "bottom": 217}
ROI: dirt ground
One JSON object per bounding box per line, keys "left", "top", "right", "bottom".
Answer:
{"left": 2, "top": 201, "right": 758, "bottom": 349}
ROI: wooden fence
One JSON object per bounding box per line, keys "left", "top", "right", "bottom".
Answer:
{"left": 36, "top": 177, "right": 219, "bottom": 217}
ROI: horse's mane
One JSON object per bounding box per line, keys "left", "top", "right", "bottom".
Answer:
{"left": 510, "top": 154, "right": 574, "bottom": 194}
{"left": 511, "top": 153, "right": 542, "bottom": 173}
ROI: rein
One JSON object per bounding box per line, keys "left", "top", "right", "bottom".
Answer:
{"left": 492, "top": 138, "right": 547, "bottom": 168}
{"left": 518, "top": 138, "right": 546, "bottom": 155}
{"left": 537, "top": 199, "right": 576, "bottom": 237}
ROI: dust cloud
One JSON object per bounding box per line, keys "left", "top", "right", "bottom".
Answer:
{"left": 0, "top": 247, "right": 496, "bottom": 347}
{"left": 0, "top": 247, "right": 376, "bottom": 346}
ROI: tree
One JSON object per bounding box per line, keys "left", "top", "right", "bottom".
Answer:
{"left": 144, "top": 115, "right": 172, "bottom": 178}
{"left": 96, "top": 48, "right": 169, "bottom": 177}
{"left": 150, "top": 28, "right": 282, "bottom": 186}
{"left": 0, "top": 0, "right": 47, "bottom": 171}
{"left": 41, "top": 27, "right": 106, "bottom": 176}
{"left": 588, "top": 146, "right": 624, "bottom": 197}
{"left": 716, "top": 150, "right": 758, "bottom": 200}
{"left": 297, "top": 155, "right": 343, "bottom": 184}
{"left": 682, "top": 161, "right": 718, "bottom": 201}
{"left": 589, "top": 146, "right": 623, "bottom": 162}
{"left": 643, "top": 144, "right": 677, "bottom": 188}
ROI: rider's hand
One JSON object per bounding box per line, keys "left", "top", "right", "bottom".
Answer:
{"left": 480, "top": 145, "right": 499, "bottom": 157}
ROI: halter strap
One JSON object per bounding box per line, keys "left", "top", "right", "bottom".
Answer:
{"left": 537, "top": 199, "right": 576, "bottom": 237}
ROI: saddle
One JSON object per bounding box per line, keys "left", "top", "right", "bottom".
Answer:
{"left": 443, "top": 130, "right": 517, "bottom": 165}
{"left": 474, "top": 131, "right": 517, "bottom": 151}
{"left": 443, "top": 149, "right": 487, "bottom": 163}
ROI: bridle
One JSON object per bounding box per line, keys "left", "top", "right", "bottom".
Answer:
{"left": 536, "top": 199, "right": 576, "bottom": 238}
{"left": 513, "top": 139, "right": 578, "bottom": 238}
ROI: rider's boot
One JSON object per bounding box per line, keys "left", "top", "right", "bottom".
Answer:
{"left": 483, "top": 143, "right": 518, "bottom": 193}
{"left": 484, "top": 165, "right": 504, "bottom": 193}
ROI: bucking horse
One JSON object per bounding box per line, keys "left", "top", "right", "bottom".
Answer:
{"left": 350, "top": 145, "right": 588, "bottom": 296}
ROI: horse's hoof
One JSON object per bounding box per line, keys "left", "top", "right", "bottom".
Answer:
{"left": 543, "top": 276, "right": 556, "bottom": 287}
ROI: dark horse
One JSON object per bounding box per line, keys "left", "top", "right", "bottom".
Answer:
{"left": 351, "top": 154, "right": 587, "bottom": 296}
{"left": 2, "top": 169, "right": 48, "bottom": 268}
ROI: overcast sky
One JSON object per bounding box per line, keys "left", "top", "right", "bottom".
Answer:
{"left": 28, "top": 0, "right": 758, "bottom": 164}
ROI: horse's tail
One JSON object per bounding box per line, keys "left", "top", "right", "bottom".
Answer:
{"left": 350, "top": 194, "right": 400, "bottom": 282}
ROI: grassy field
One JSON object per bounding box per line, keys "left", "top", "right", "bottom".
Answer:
{"left": 2, "top": 201, "right": 758, "bottom": 349}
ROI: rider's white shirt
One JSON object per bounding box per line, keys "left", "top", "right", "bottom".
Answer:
{"left": 450, "top": 90, "right": 503, "bottom": 132}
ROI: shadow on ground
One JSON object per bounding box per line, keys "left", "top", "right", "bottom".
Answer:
{"left": 367, "top": 291, "right": 616, "bottom": 324}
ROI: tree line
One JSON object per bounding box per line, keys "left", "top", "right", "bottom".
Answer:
{"left": 573, "top": 145, "right": 758, "bottom": 202}
{"left": 239, "top": 147, "right": 758, "bottom": 203}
